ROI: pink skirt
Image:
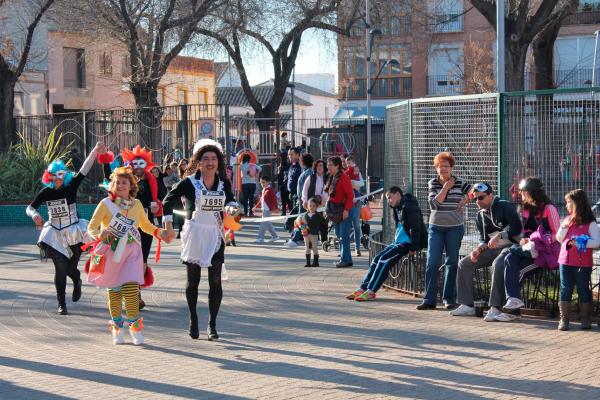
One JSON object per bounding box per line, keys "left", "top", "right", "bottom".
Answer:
{"left": 87, "top": 242, "right": 144, "bottom": 289}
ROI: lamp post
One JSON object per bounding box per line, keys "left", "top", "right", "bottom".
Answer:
{"left": 365, "top": 27, "right": 382, "bottom": 195}
{"left": 365, "top": 58, "right": 400, "bottom": 194}
{"left": 287, "top": 82, "right": 296, "bottom": 147}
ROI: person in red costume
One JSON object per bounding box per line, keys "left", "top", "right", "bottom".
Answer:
{"left": 101, "top": 145, "right": 162, "bottom": 310}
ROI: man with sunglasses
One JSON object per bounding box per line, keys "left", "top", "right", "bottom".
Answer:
{"left": 450, "top": 182, "right": 522, "bottom": 317}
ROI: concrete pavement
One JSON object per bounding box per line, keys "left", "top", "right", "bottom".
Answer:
{"left": 0, "top": 224, "right": 599, "bottom": 399}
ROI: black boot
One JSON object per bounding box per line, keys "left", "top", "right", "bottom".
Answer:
{"left": 57, "top": 292, "right": 68, "bottom": 315}
{"left": 312, "top": 255, "right": 320, "bottom": 267}
{"left": 207, "top": 325, "right": 219, "bottom": 341}
{"left": 304, "top": 254, "right": 311, "bottom": 268}
{"left": 72, "top": 279, "right": 82, "bottom": 302}
{"left": 231, "top": 239, "right": 237, "bottom": 247}
{"left": 189, "top": 315, "right": 199, "bottom": 339}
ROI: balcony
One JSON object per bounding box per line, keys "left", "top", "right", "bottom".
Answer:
{"left": 428, "top": 13, "right": 464, "bottom": 33}
{"left": 344, "top": 77, "right": 412, "bottom": 99}
{"left": 563, "top": 5, "right": 600, "bottom": 25}
{"left": 427, "top": 75, "right": 463, "bottom": 96}
{"left": 525, "top": 68, "right": 600, "bottom": 90}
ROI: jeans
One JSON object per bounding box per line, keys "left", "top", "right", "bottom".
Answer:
{"left": 334, "top": 206, "right": 355, "bottom": 263}
{"left": 241, "top": 183, "right": 256, "bottom": 216}
{"left": 361, "top": 242, "right": 410, "bottom": 292}
{"left": 423, "top": 224, "right": 464, "bottom": 305}
{"left": 351, "top": 202, "right": 362, "bottom": 250}
{"left": 257, "top": 209, "right": 278, "bottom": 239}
{"left": 560, "top": 265, "right": 593, "bottom": 303}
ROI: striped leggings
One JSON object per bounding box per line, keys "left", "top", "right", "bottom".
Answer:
{"left": 107, "top": 282, "right": 140, "bottom": 326}
{"left": 360, "top": 242, "right": 410, "bottom": 292}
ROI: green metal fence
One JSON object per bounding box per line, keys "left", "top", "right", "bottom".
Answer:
{"left": 384, "top": 87, "right": 600, "bottom": 288}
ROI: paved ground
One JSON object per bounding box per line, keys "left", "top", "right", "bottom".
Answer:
{"left": 1, "top": 222, "right": 600, "bottom": 399}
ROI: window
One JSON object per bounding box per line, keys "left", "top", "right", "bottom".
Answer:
{"left": 157, "top": 87, "right": 165, "bottom": 106}
{"left": 554, "top": 36, "right": 597, "bottom": 87}
{"left": 177, "top": 89, "right": 187, "bottom": 105}
{"left": 99, "top": 52, "right": 112, "bottom": 75}
{"left": 122, "top": 55, "right": 131, "bottom": 77}
{"left": 98, "top": 111, "right": 113, "bottom": 134}
{"left": 428, "top": 45, "right": 463, "bottom": 95}
{"left": 14, "top": 92, "right": 24, "bottom": 115}
{"left": 63, "top": 48, "right": 86, "bottom": 88}
{"left": 428, "top": 0, "right": 464, "bottom": 33}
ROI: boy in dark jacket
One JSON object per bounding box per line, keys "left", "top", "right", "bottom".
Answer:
{"left": 347, "top": 186, "right": 427, "bottom": 301}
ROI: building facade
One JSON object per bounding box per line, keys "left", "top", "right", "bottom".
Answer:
{"left": 337, "top": 0, "right": 600, "bottom": 114}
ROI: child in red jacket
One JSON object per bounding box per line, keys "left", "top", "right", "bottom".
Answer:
{"left": 254, "top": 176, "right": 280, "bottom": 243}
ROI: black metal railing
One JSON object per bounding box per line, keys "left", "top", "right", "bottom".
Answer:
{"left": 563, "top": 9, "right": 600, "bottom": 25}
{"left": 345, "top": 77, "right": 412, "bottom": 99}
{"left": 428, "top": 13, "right": 464, "bottom": 33}
{"left": 427, "top": 75, "right": 463, "bottom": 96}
{"left": 371, "top": 230, "right": 600, "bottom": 317}
{"left": 525, "top": 68, "right": 600, "bottom": 90}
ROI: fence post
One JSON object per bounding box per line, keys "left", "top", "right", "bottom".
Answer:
{"left": 497, "top": 93, "right": 506, "bottom": 199}
{"left": 82, "top": 111, "right": 88, "bottom": 158}
{"left": 224, "top": 104, "right": 231, "bottom": 164}
{"left": 408, "top": 100, "right": 413, "bottom": 193}
{"left": 181, "top": 105, "right": 189, "bottom": 158}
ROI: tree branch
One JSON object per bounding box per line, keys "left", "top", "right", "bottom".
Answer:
{"left": 14, "top": 0, "right": 55, "bottom": 78}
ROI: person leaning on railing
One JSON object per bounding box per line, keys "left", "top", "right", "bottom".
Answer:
{"left": 450, "top": 182, "right": 522, "bottom": 318}
{"left": 346, "top": 186, "right": 427, "bottom": 302}
{"left": 417, "top": 151, "right": 471, "bottom": 311}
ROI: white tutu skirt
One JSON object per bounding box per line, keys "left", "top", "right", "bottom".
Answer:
{"left": 38, "top": 219, "right": 90, "bottom": 259}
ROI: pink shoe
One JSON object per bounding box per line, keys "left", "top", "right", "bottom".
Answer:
{"left": 355, "top": 291, "right": 377, "bottom": 302}
{"left": 346, "top": 289, "right": 364, "bottom": 300}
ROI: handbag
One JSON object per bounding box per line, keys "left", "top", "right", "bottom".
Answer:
{"left": 326, "top": 201, "right": 344, "bottom": 223}
{"left": 360, "top": 204, "right": 373, "bottom": 221}
{"left": 89, "top": 253, "right": 106, "bottom": 275}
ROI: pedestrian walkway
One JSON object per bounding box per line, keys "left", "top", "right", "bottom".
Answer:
{"left": 0, "top": 226, "right": 599, "bottom": 399}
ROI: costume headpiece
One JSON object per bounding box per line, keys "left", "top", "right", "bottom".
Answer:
{"left": 41, "top": 160, "right": 74, "bottom": 188}
{"left": 120, "top": 146, "right": 162, "bottom": 216}
{"left": 193, "top": 138, "right": 223, "bottom": 155}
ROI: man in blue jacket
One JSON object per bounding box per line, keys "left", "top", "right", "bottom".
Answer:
{"left": 451, "top": 182, "right": 522, "bottom": 317}
{"left": 346, "top": 186, "right": 427, "bottom": 302}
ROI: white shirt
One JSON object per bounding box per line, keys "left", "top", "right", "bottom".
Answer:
{"left": 302, "top": 174, "right": 329, "bottom": 205}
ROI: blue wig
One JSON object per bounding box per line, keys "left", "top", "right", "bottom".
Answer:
{"left": 43, "top": 160, "right": 75, "bottom": 188}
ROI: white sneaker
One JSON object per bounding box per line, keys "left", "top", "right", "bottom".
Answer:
{"left": 284, "top": 240, "right": 299, "bottom": 248}
{"left": 109, "top": 321, "right": 125, "bottom": 345}
{"left": 269, "top": 236, "right": 280, "bottom": 242}
{"left": 317, "top": 240, "right": 322, "bottom": 247}
{"left": 483, "top": 306, "right": 501, "bottom": 322}
{"left": 494, "top": 312, "right": 522, "bottom": 322}
{"left": 254, "top": 238, "right": 265, "bottom": 244}
{"left": 503, "top": 297, "right": 525, "bottom": 310}
{"left": 449, "top": 304, "right": 475, "bottom": 317}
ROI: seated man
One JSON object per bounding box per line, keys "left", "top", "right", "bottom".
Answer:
{"left": 450, "top": 182, "right": 522, "bottom": 317}
{"left": 346, "top": 186, "right": 427, "bottom": 302}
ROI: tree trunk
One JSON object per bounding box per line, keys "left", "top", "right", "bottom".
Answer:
{"left": 504, "top": 41, "right": 529, "bottom": 92}
{"left": 532, "top": 21, "right": 561, "bottom": 90}
{"left": 131, "top": 83, "right": 163, "bottom": 157}
{"left": 0, "top": 69, "right": 16, "bottom": 152}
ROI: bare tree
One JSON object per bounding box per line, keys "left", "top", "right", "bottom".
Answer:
{"left": 55, "top": 0, "right": 220, "bottom": 149}
{"left": 0, "top": 0, "right": 55, "bottom": 151}
{"left": 196, "top": 0, "right": 362, "bottom": 126}
{"left": 531, "top": 0, "right": 579, "bottom": 89}
{"left": 470, "top": 0, "right": 579, "bottom": 91}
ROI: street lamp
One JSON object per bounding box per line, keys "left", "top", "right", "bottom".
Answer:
{"left": 287, "top": 82, "right": 296, "bottom": 147}
{"left": 365, "top": 27, "right": 381, "bottom": 195}
{"left": 365, "top": 56, "right": 400, "bottom": 195}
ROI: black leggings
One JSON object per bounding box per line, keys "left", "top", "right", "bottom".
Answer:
{"left": 186, "top": 262, "right": 223, "bottom": 329}
{"left": 44, "top": 244, "right": 82, "bottom": 305}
